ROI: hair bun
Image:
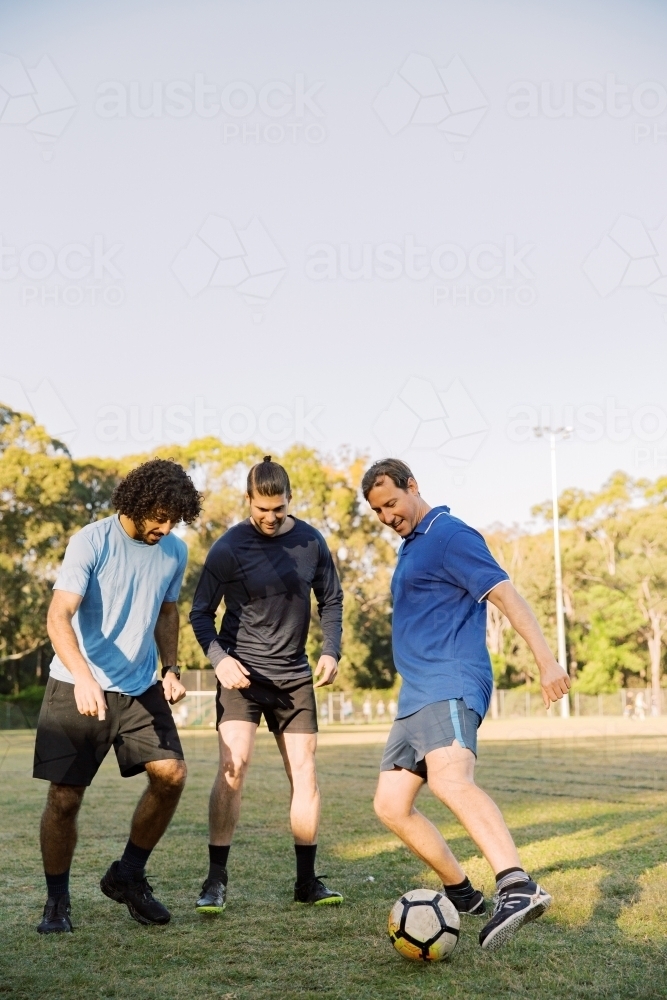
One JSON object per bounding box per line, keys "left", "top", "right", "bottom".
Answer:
{"left": 263, "top": 455, "right": 272, "bottom": 462}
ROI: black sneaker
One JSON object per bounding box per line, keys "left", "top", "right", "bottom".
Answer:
{"left": 479, "top": 880, "right": 551, "bottom": 951}
{"left": 445, "top": 886, "right": 487, "bottom": 916}
{"left": 100, "top": 861, "right": 170, "bottom": 926}
{"left": 36, "top": 893, "right": 73, "bottom": 934}
{"left": 294, "top": 875, "right": 343, "bottom": 906}
{"left": 196, "top": 873, "right": 227, "bottom": 913}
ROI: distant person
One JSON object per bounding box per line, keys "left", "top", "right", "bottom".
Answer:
{"left": 362, "top": 696, "right": 372, "bottom": 724}
{"left": 33, "top": 459, "right": 202, "bottom": 934}
{"left": 362, "top": 459, "right": 570, "bottom": 951}
{"left": 388, "top": 698, "right": 398, "bottom": 721}
{"left": 190, "top": 457, "right": 344, "bottom": 912}
{"left": 635, "top": 691, "right": 646, "bottom": 720}
{"left": 376, "top": 699, "right": 386, "bottom": 721}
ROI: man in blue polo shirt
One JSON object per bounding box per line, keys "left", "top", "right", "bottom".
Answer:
{"left": 362, "top": 459, "right": 570, "bottom": 951}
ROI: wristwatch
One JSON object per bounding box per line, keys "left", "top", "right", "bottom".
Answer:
{"left": 161, "top": 665, "right": 181, "bottom": 680}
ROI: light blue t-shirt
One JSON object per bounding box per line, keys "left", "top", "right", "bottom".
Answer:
{"left": 49, "top": 515, "right": 188, "bottom": 696}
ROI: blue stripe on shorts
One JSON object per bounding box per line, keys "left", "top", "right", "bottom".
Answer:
{"left": 380, "top": 698, "right": 481, "bottom": 775}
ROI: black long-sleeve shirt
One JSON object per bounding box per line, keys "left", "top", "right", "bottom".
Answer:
{"left": 190, "top": 517, "right": 343, "bottom": 683}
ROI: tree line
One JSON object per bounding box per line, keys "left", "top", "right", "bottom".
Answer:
{"left": 1, "top": 403, "right": 665, "bottom": 702}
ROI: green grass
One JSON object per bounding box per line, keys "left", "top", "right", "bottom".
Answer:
{"left": 1, "top": 731, "right": 667, "bottom": 999}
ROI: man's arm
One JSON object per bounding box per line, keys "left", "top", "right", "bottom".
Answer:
{"left": 154, "top": 601, "right": 186, "bottom": 704}
{"left": 47, "top": 590, "right": 108, "bottom": 720}
{"left": 312, "top": 541, "right": 343, "bottom": 688}
{"left": 189, "top": 552, "right": 250, "bottom": 690}
{"left": 486, "top": 580, "right": 571, "bottom": 708}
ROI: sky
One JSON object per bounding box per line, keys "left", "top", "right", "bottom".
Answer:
{"left": 1, "top": 0, "right": 667, "bottom": 528}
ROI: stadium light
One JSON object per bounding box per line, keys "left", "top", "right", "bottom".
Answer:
{"left": 533, "top": 426, "right": 573, "bottom": 719}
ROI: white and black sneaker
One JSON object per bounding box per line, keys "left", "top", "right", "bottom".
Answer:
{"left": 479, "top": 880, "right": 551, "bottom": 951}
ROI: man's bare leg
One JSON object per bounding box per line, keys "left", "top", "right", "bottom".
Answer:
{"left": 422, "top": 743, "right": 552, "bottom": 949}
{"left": 274, "top": 732, "right": 320, "bottom": 844}
{"left": 275, "top": 731, "right": 342, "bottom": 903}
{"left": 36, "top": 784, "right": 86, "bottom": 932}
{"left": 209, "top": 720, "right": 257, "bottom": 844}
{"left": 424, "top": 742, "right": 521, "bottom": 873}
{"left": 99, "top": 758, "right": 187, "bottom": 926}
{"left": 374, "top": 767, "right": 466, "bottom": 884}
{"left": 40, "top": 783, "right": 86, "bottom": 876}
{"left": 196, "top": 721, "right": 257, "bottom": 912}
{"left": 128, "top": 759, "right": 187, "bottom": 849}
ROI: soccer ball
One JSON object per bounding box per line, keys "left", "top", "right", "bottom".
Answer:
{"left": 388, "top": 888, "right": 460, "bottom": 961}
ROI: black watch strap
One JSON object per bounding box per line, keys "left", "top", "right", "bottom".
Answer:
{"left": 161, "top": 665, "right": 181, "bottom": 680}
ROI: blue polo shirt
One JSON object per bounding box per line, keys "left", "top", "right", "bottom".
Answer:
{"left": 391, "top": 506, "right": 508, "bottom": 721}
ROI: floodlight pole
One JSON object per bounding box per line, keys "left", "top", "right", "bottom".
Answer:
{"left": 535, "top": 427, "right": 572, "bottom": 719}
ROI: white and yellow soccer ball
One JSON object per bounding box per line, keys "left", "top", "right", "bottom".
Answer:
{"left": 388, "top": 888, "right": 460, "bottom": 962}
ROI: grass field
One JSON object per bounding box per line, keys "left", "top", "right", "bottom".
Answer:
{"left": 2, "top": 730, "right": 667, "bottom": 1000}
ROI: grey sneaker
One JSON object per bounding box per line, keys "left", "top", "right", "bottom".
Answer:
{"left": 479, "top": 880, "right": 551, "bottom": 950}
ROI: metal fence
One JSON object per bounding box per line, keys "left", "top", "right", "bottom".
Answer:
{"left": 0, "top": 673, "right": 664, "bottom": 729}
{"left": 174, "top": 674, "right": 667, "bottom": 727}
{"left": 489, "top": 687, "right": 664, "bottom": 720}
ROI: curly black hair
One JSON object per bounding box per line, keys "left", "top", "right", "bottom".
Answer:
{"left": 111, "top": 459, "right": 202, "bottom": 525}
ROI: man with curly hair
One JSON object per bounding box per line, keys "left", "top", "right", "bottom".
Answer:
{"left": 33, "top": 458, "right": 202, "bottom": 934}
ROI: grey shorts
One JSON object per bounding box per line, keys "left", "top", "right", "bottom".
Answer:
{"left": 380, "top": 698, "right": 481, "bottom": 777}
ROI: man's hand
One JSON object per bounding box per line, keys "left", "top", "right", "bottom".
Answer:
{"left": 215, "top": 655, "right": 251, "bottom": 690}
{"left": 314, "top": 654, "right": 338, "bottom": 688}
{"left": 73, "top": 674, "right": 108, "bottom": 720}
{"left": 162, "top": 671, "right": 186, "bottom": 705}
{"left": 49, "top": 589, "right": 109, "bottom": 720}
{"left": 487, "top": 581, "right": 572, "bottom": 709}
{"left": 538, "top": 655, "right": 571, "bottom": 708}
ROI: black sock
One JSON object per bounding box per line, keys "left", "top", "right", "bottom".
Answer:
{"left": 496, "top": 867, "right": 530, "bottom": 893}
{"left": 118, "top": 840, "right": 152, "bottom": 881}
{"left": 295, "top": 844, "right": 317, "bottom": 885}
{"left": 45, "top": 869, "right": 70, "bottom": 899}
{"left": 208, "top": 844, "right": 230, "bottom": 881}
{"left": 444, "top": 876, "right": 478, "bottom": 902}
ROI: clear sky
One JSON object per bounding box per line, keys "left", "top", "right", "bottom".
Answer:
{"left": 2, "top": 0, "right": 666, "bottom": 528}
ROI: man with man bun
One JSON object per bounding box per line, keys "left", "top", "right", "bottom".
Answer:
{"left": 190, "top": 456, "right": 344, "bottom": 911}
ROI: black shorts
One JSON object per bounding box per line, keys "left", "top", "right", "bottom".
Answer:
{"left": 216, "top": 675, "right": 318, "bottom": 734}
{"left": 33, "top": 677, "right": 184, "bottom": 786}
